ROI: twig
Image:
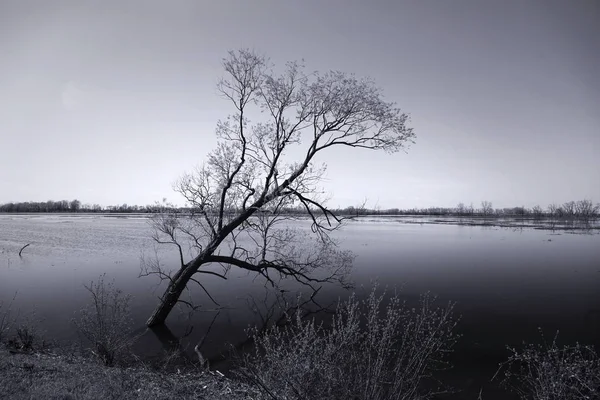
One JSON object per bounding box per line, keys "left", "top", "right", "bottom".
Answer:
{"left": 197, "top": 311, "right": 220, "bottom": 349}
{"left": 238, "top": 369, "right": 280, "bottom": 400}
{"left": 18, "top": 244, "right": 30, "bottom": 257}
{"left": 286, "top": 379, "right": 306, "bottom": 400}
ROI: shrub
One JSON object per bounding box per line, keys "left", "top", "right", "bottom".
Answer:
{"left": 72, "top": 274, "right": 136, "bottom": 366}
{"left": 236, "top": 286, "right": 460, "bottom": 400}
{"left": 493, "top": 330, "right": 600, "bottom": 400}
{"left": 13, "top": 325, "right": 36, "bottom": 351}
{"left": 1, "top": 301, "right": 48, "bottom": 353}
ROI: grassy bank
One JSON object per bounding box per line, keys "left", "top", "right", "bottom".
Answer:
{"left": 0, "top": 346, "right": 258, "bottom": 400}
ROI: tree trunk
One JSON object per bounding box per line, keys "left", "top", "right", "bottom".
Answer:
{"left": 146, "top": 234, "right": 231, "bottom": 327}
{"left": 146, "top": 265, "right": 196, "bottom": 327}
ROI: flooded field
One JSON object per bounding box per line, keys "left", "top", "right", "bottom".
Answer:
{"left": 1, "top": 214, "right": 599, "bottom": 398}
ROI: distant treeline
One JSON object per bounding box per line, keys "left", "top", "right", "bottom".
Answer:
{"left": 1, "top": 199, "right": 598, "bottom": 219}
{"left": 353, "top": 200, "right": 600, "bottom": 219}
{"left": 0, "top": 200, "right": 155, "bottom": 214}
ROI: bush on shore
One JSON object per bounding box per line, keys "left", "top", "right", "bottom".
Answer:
{"left": 235, "top": 287, "right": 460, "bottom": 400}
{"left": 72, "top": 274, "right": 137, "bottom": 366}
{"left": 493, "top": 330, "right": 600, "bottom": 400}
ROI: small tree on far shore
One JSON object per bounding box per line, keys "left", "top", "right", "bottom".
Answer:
{"left": 562, "top": 201, "right": 576, "bottom": 217}
{"left": 480, "top": 201, "right": 493, "bottom": 216}
{"left": 531, "top": 205, "right": 543, "bottom": 218}
{"left": 574, "top": 199, "right": 598, "bottom": 219}
{"left": 69, "top": 199, "right": 81, "bottom": 212}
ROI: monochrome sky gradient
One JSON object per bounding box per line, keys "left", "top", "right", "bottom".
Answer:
{"left": 1, "top": 0, "right": 599, "bottom": 209}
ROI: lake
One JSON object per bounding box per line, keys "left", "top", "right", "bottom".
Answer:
{"left": 1, "top": 214, "right": 599, "bottom": 398}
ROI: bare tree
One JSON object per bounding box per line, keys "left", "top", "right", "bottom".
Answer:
{"left": 562, "top": 201, "right": 576, "bottom": 217}
{"left": 548, "top": 203, "right": 560, "bottom": 218}
{"left": 531, "top": 205, "right": 544, "bottom": 218}
{"left": 141, "top": 49, "right": 415, "bottom": 327}
{"left": 466, "top": 202, "right": 475, "bottom": 215}
{"left": 480, "top": 200, "right": 493, "bottom": 216}
{"left": 574, "top": 199, "right": 598, "bottom": 219}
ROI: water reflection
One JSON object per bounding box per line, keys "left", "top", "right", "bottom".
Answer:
{"left": 0, "top": 215, "right": 599, "bottom": 377}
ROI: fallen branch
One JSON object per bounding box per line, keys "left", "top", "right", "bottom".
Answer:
{"left": 18, "top": 244, "right": 30, "bottom": 257}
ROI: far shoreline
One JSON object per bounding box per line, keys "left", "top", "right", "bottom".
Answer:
{"left": 1, "top": 212, "right": 599, "bottom": 230}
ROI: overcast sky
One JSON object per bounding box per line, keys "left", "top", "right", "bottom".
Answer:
{"left": 1, "top": 0, "right": 598, "bottom": 210}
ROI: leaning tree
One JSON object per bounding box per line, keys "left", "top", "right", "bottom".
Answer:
{"left": 142, "top": 49, "right": 415, "bottom": 327}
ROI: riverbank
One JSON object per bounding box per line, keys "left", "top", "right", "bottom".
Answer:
{"left": 2, "top": 320, "right": 598, "bottom": 399}
{"left": 0, "top": 345, "right": 259, "bottom": 400}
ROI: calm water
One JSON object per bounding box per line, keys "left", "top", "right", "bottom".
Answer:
{"left": 1, "top": 214, "right": 599, "bottom": 398}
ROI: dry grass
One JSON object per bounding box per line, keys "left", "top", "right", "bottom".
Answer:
{"left": 0, "top": 346, "right": 262, "bottom": 400}
{"left": 235, "top": 285, "right": 460, "bottom": 400}
{"left": 3, "top": 307, "right": 49, "bottom": 353}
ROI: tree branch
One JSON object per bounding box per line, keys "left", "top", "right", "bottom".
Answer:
{"left": 189, "top": 276, "right": 221, "bottom": 307}
{"left": 18, "top": 243, "right": 30, "bottom": 257}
